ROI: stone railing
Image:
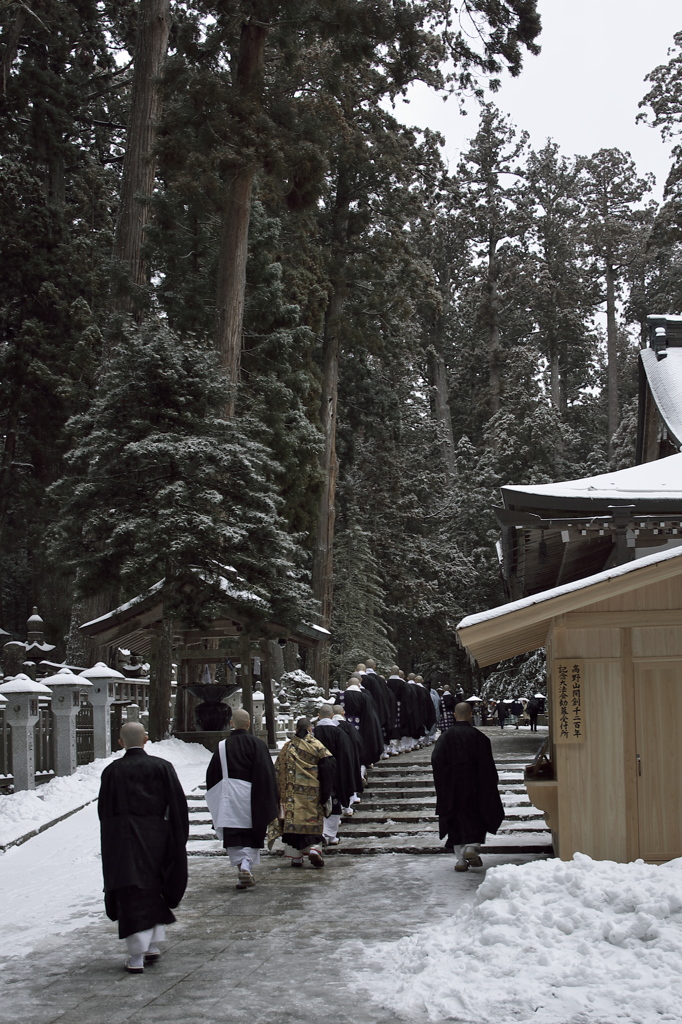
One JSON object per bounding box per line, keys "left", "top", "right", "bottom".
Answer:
{"left": 0, "top": 666, "right": 150, "bottom": 792}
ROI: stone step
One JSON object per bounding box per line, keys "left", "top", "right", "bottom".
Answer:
{"left": 186, "top": 835, "right": 553, "bottom": 857}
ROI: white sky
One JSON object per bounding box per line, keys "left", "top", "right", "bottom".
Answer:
{"left": 391, "top": 0, "right": 681, "bottom": 199}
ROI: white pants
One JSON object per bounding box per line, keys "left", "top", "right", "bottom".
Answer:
{"left": 226, "top": 846, "right": 260, "bottom": 870}
{"left": 125, "top": 923, "right": 166, "bottom": 958}
{"left": 323, "top": 813, "right": 341, "bottom": 841}
{"left": 454, "top": 843, "right": 481, "bottom": 863}
{"left": 283, "top": 842, "right": 321, "bottom": 858}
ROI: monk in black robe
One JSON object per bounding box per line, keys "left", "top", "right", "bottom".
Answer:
{"left": 205, "top": 708, "right": 279, "bottom": 889}
{"left": 314, "top": 704, "right": 357, "bottom": 843}
{"left": 360, "top": 661, "right": 395, "bottom": 750}
{"left": 338, "top": 676, "right": 384, "bottom": 767}
{"left": 386, "top": 668, "right": 419, "bottom": 751}
{"left": 98, "top": 722, "right": 189, "bottom": 973}
{"left": 431, "top": 702, "right": 504, "bottom": 872}
{"left": 333, "top": 705, "right": 364, "bottom": 800}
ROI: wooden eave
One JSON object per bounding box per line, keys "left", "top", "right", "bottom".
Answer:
{"left": 457, "top": 548, "right": 682, "bottom": 668}
{"left": 81, "top": 589, "right": 326, "bottom": 655}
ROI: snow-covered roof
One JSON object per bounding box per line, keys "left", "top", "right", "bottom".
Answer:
{"left": 501, "top": 452, "right": 682, "bottom": 512}
{"left": 457, "top": 544, "right": 682, "bottom": 667}
{"left": 641, "top": 347, "right": 682, "bottom": 450}
{"left": 82, "top": 580, "right": 165, "bottom": 631}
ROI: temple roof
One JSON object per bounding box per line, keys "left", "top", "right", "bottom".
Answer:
{"left": 501, "top": 452, "right": 682, "bottom": 514}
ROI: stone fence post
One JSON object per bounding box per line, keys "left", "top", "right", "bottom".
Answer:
{"left": 79, "top": 662, "right": 124, "bottom": 760}
{"left": 42, "top": 668, "right": 92, "bottom": 776}
{"left": 0, "top": 674, "right": 52, "bottom": 790}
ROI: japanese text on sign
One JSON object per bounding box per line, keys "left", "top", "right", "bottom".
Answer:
{"left": 553, "top": 659, "right": 584, "bottom": 743}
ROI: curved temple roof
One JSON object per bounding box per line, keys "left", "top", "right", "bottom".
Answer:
{"left": 501, "top": 451, "right": 682, "bottom": 513}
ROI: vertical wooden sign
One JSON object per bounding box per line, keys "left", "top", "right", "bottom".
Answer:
{"left": 553, "top": 659, "right": 585, "bottom": 743}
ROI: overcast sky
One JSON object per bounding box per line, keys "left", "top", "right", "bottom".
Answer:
{"left": 391, "top": 0, "right": 681, "bottom": 199}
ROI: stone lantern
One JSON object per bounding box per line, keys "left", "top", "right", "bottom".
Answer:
{"left": 42, "top": 667, "right": 92, "bottom": 776}
{"left": 0, "top": 673, "right": 52, "bottom": 791}
{"left": 79, "top": 662, "right": 124, "bottom": 760}
{"left": 252, "top": 689, "right": 265, "bottom": 734}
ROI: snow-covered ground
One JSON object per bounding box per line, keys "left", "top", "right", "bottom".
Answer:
{"left": 355, "top": 852, "right": 682, "bottom": 1024}
{"left": 0, "top": 739, "right": 210, "bottom": 958}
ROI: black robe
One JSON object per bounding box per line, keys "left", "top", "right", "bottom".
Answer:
{"left": 386, "top": 675, "right": 419, "bottom": 739}
{"left": 98, "top": 748, "right": 189, "bottom": 938}
{"left": 336, "top": 718, "right": 364, "bottom": 795}
{"left": 313, "top": 722, "right": 356, "bottom": 810}
{"left": 205, "top": 729, "right": 279, "bottom": 848}
{"left": 431, "top": 721, "right": 504, "bottom": 845}
{"left": 410, "top": 681, "right": 436, "bottom": 734}
{"left": 338, "top": 687, "right": 384, "bottom": 766}
{"left": 361, "top": 671, "right": 394, "bottom": 744}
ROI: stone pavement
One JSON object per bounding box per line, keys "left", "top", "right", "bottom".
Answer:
{"left": 1, "top": 729, "right": 550, "bottom": 1024}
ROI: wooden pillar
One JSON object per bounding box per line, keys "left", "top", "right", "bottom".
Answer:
{"left": 240, "top": 635, "right": 253, "bottom": 730}
{"left": 284, "top": 641, "right": 298, "bottom": 673}
{"left": 260, "top": 640, "right": 276, "bottom": 749}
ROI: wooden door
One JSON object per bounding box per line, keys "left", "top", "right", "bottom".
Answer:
{"left": 635, "top": 660, "right": 682, "bottom": 862}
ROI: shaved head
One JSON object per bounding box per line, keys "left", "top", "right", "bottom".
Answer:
{"left": 232, "top": 708, "right": 250, "bottom": 730}
{"left": 390, "top": 666, "right": 400, "bottom": 675}
{"left": 366, "top": 659, "right": 376, "bottom": 669}
{"left": 355, "top": 663, "right": 366, "bottom": 672}
{"left": 333, "top": 705, "right": 345, "bottom": 717}
{"left": 455, "top": 702, "right": 472, "bottom": 721}
{"left": 318, "top": 704, "right": 335, "bottom": 719}
{"left": 120, "top": 721, "right": 147, "bottom": 749}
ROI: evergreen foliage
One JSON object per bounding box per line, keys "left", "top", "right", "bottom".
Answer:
{"left": 49, "top": 320, "right": 313, "bottom": 627}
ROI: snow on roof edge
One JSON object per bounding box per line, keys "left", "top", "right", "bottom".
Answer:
{"left": 457, "top": 544, "right": 682, "bottom": 632}
{"left": 502, "top": 451, "right": 682, "bottom": 502}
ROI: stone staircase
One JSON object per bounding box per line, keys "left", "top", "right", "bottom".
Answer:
{"left": 185, "top": 738, "right": 553, "bottom": 858}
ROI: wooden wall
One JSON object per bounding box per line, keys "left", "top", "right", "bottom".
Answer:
{"left": 544, "top": 570, "right": 682, "bottom": 862}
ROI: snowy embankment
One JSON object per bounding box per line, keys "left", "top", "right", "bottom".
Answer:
{"left": 0, "top": 737, "right": 210, "bottom": 850}
{"left": 0, "top": 739, "right": 211, "bottom": 959}
{"left": 357, "top": 853, "right": 682, "bottom": 1024}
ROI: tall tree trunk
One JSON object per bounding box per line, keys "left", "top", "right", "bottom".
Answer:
{"left": 110, "top": 0, "right": 172, "bottom": 319}
{"left": 427, "top": 343, "right": 456, "bottom": 481}
{"left": 549, "top": 347, "right": 561, "bottom": 409}
{"left": 605, "top": 259, "right": 619, "bottom": 454}
{"left": 215, "top": 166, "right": 256, "bottom": 416}
{"left": 309, "top": 287, "right": 344, "bottom": 691}
{"left": 309, "top": 162, "right": 352, "bottom": 689}
{"left": 213, "top": 16, "right": 268, "bottom": 416}
{"left": 487, "top": 236, "right": 501, "bottom": 417}
{"left": 1, "top": 8, "right": 26, "bottom": 97}
{"left": 427, "top": 267, "right": 456, "bottom": 481}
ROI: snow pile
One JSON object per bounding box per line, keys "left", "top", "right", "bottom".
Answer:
{"left": 357, "top": 854, "right": 682, "bottom": 1024}
{"left": 0, "top": 737, "right": 210, "bottom": 849}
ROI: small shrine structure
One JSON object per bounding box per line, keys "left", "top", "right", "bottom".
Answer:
{"left": 79, "top": 568, "right": 328, "bottom": 750}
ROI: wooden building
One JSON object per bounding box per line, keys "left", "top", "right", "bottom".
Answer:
{"left": 457, "top": 545, "right": 682, "bottom": 864}
{"left": 80, "top": 571, "right": 328, "bottom": 748}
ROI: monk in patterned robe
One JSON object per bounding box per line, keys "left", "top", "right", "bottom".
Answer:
{"left": 268, "top": 718, "right": 335, "bottom": 868}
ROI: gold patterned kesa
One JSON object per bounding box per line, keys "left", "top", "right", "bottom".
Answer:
{"left": 267, "top": 733, "right": 333, "bottom": 848}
